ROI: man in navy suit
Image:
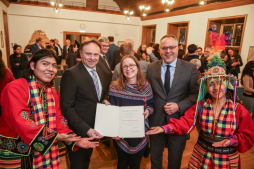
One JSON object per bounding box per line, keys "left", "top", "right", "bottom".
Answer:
{"left": 105, "top": 36, "right": 119, "bottom": 65}
{"left": 31, "top": 37, "right": 43, "bottom": 54}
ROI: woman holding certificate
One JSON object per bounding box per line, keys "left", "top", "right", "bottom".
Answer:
{"left": 104, "top": 55, "right": 154, "bottom": 169}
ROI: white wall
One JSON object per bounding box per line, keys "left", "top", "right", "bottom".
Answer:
{"left": 8, "top": 4, "right": 141, "bottom": 51}
{"left": 142, "top": 4, "right": 254, "bottom": 68}
{"left": 0, "top": 1, "right": 8, "bottom": 64}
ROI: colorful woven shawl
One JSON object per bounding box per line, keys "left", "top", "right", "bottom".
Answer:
{"left": 27, "top": 76, "right": 59, "bottom": 169}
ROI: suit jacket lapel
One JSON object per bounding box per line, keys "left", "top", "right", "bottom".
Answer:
{"left": 156, "top": 60, "right": 167, "bottom": 96}
{"left": 78, "top": 62, "right": 98, "bottom": 101}
{"left": 167, "top": 59, "right": 182, "bottom": 98}
{"left": 100, "top": 56, "right": 111, "bottom": 71}
{"left": 97, "top": 68, "right": 105, "bottom": 102}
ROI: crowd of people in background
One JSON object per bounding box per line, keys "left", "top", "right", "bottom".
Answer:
{"left": 0, "top": 34, "right": 254, "bottom": 169}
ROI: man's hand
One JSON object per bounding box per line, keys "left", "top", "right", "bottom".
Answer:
{"left": 143, "top": 109, "right": 150, "bottom": 119}
{"left": 76, "top": 137, "right": 99, "bottom": 149}
{"left": 146, "top": 127, "right": 164, "bottom": 135}
{"left": 87, "top": 129, "right": 103, "bottom": 139}
{"left": 212, "top": 139, "right": 231, "bottom": 147}
{"left": 164, "top": 102, "right": 179, "bottom": 115}
{"left": 146, "top": 47, "right": 154, "bottom": 55}
{"left": 57, "top": 133, "right": 81, "bottom": 142}
{"left": 103, "top": 100, "right": 111, "bottom": 106}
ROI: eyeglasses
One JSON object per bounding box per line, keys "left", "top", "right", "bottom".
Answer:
{"left": 122, "top": 64, "right": 136, "bottom": 70}
{"left": 102, "top": 45, "right": 109, "bottom": 48}
{"left": 161, "top": 46, "right": 177, "bottom": 51}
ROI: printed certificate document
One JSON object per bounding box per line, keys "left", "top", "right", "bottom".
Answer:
{"left": 94, "top": 103, "right": 145, "bottom": 138}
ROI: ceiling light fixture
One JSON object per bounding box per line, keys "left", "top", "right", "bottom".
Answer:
{"left": 124, "top": 0, "right": 134, "bottom": 20}
{"left": 139, "top": 0, "right": 150, "bottom": 17}
{"left": 199, "top": 0, "right": 206, "bottom": 5}
{"left": 50, "top": 0, "right": 63, "bottom": 13}
{"left": 162, "top": 0, "right": 174, "bottom": 12}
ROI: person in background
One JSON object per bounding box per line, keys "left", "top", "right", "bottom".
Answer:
{"left": 152, "top": 43, "right": 162, "bottom": 60}
{"left": 9, "top": 45, "right": 28, "bottom": 79}
{"left": 139, "top": 44, "right": 147, "bottom": 56}
{"left": 0, "top": 49, "right": 15, "bottom": 116}
{"left": 0, "top": 49, "right": 98, "bottom": 169}
{"left": 66, "top": 43, "right": 78, "bottom": 68}
{"left": 31, "top": 37, "right": 43, "bottom": 54}
{"left": 228, "top": 48, "right": 243, "bottom": 78}
{"left": 106, "top": 36, "right": 119, "bottom": 65}
{"left": 203, "top": 47, "right": 212, "bottom": 71}
{"left": 62, "top": 39, "right": 71, "bottom": 63}
{"left": 190, "top": 59, "right": 202, "bottom": 77}
{"left": 241, "top": 61, "right": 254, "bottom": 123}
{"left": 220, "top": 51, "right": 231, "bottom": 74}
{"left": 177, "top": 49, "right": 185, "bottom": 59}
{"left": 54, "top": 38, "right": 63, "bottom": 65}
{"left": 104, "top": 55, "right": 154, "bottom": 169}
{"left": 49, "top": 39, "right": 58, "bottom": 56}
{"left": 197, "top": 47, "right": 204, "bottom": 59}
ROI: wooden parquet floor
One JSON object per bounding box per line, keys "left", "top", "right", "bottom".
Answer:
{"left": 60, "top": 129, "right": 254, "bottom": 169}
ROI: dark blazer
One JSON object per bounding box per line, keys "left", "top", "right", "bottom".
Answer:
{"left": 31, "top": 43, "right": 41, "bottom": 54}
{"left": 106, "top": 43, "right": 119, "bottom": 65}
{"left": 62, "top": 45, "right": 69, "bottom": 59}
{"left": 110, "top": 49, "right": 141, "bottom": 70}
{"left": 55, "top": 44, "right": 63, "bottom": 56}
{"left": 9, "top": 53, "right": 28, "bottom": 79}
{"left": 96, "top": 55, "right": 112, "bottom": 91}
{"left": 146, "top": 59, "right": 199, "bottom": 127}
{"left": 60, "top": 62, "right": 108, "bottom": 137}
{"left": 66, "top": 53, "right": 77, "bottom": 68}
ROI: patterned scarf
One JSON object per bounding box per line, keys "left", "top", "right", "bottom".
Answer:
{"left": 27, "top": 76, "right": 59, "bottom": 169}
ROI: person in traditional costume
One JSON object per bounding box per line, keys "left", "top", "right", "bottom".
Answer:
{"left": 0, "top": 49, "right": 99, "bottom": 169}
{"left": 146, "top": 32, "right": 254, "bottom": 168}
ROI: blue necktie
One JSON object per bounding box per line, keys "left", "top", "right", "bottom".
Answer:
{"left": 164, "top": 65, "right": 171, "bottom": 94}
{"left": 91, "top": 69, "right": 101, "bottom": 101}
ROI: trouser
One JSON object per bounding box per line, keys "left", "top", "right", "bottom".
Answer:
{"left": 114, "top": 140, "right": 146, "bottom": 169}
{"left": 150, "top": 117, "right": 187, "bottom": 169}
{"left": 243, "top": 95, "right": 254, "bottom": 123}
{"left": 68, "top": 147, "right": 93, "bottom": 169}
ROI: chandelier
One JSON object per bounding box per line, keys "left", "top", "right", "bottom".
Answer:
{"left": 162, "top": 0, "right": 174, "bottom": 12}
{"left": 199, "top": 0, "right": 206, "bottom": 5}
{"left": 139, "top": 0, "right": 150, "bottom": 17}
{"left": 50, "top": 0, "right": 63, "bottom": 13}
{"left": 124, "top": 0, "right": 134, "bottom": 20}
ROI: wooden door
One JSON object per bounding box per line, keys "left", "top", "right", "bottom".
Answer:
{"left": 3, "top": 10, "right": 10, "bottom": 68}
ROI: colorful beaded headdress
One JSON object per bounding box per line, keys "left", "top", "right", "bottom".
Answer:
{"left": 187, "top": 32, "right": 237, "bottom": 135}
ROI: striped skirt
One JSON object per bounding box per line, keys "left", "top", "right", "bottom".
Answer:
{"left": 188, "top": 142, "right": 239, "bottom": 169}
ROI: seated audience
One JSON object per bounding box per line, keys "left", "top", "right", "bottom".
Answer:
{"left": 241, "top": 61, "right": 254, "bottom": 123}
{"left": 0, "top": 49, "right": 98, "bottom": 168}
{"left": 0, "top": 49, "right": 15, "bottom": 116}
{"left": 9, "top": 45, "right": 28, "bottom": 79}
{"left": 104, "top": 55, "right": 154, "bottom": 169}
{"left": 66, "top": 43, "right": 78, "bottom": 68}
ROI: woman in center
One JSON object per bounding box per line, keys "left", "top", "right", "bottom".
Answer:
{"left": 105, "top": 55, "right": 154, "bottom": 169}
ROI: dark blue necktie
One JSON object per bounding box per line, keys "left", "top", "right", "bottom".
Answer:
{"left": 164, "top": 65, "right": 171, "bottom": 94}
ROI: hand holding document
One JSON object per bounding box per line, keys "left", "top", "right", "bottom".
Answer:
{"left": 94, "top": 103, "right": 145, "bottom": 138}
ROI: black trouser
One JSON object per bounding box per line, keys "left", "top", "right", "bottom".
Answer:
{"left": 68, "top": 147, "right": 93, "bottom": 169}
{"left": 114, "top": 140, "right": 146, "bottom": 169}
{"left": 150, "top": 117, "right": 187, "bottom": 169}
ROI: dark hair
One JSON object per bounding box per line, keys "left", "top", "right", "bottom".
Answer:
{"left": 80, "top": 39, "right": 101, "bottom": 52}
{"left": 46, "top": 45, "right": 53, "bottom": 50}
{"left": 108, "top": 36, "right": 114, "bottom": 42}
{"left": 36, "top": 37, "right": 42, "bottom": 43}
{"left": 241, "top": 61, "right": 254, "bottom": 85}
{"left": 0, "top": 49, "right": 6, "bottom": 82}
{"left": 120, "top": 42, "right": 133, "bottom": 56}
{"left": 197, "top": 47, "right": 202, "bottom": 50}
{"left": 177, "top": 49, "right": 185, "bottom": 59}
{"left": 188, "top": 44, "right": 197, "bottom": 54}
{"left": 66, "top": 43, "right": 77, "bottom": 62}
{"left": 21, "top": 49, "right": 58, "bottom": 85}
{"left": 153, "top": 43, "right": 159, "bottom": 52}
{"left": 13, "top": 45, "right": 21, "bottom": 51}
{"left": 50, "top": 39, "right": 55, "bottom": 45}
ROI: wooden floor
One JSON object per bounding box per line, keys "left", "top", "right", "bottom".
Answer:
{"left": 60, "top": 129, "right": 254, "bottom": 169}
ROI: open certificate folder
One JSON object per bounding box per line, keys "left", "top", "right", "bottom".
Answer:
{"left": 94, "top": 103, "right": 145, "bottom": 138}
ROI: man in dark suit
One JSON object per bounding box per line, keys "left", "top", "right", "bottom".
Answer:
{"left": 62, "top": 39, "right": 71, "bottom": 60}
{"left": 60, "top": 39, "right": 107, "bottom": 169}
{"left": 146, "top": 35, "right": 199, "bottom": 169}
{"left": 183, "top": 44, "right": 205, "bottom": 73}
{"left": 197, "top": 47, "right": 204, "bottom": 59}
{"left": 54, "top": 38, "right": 63, "bottom": 64}
{"left": 97, "top": 37, "right": 112, "bottom": 89}
{"left": 110, "top": 38, "right": 140, "bottom": 70}
{"left": 105, "top": 36, "right": 119, "bottom": 65}
{"left": 31, "top": 37, "right": 43, "bottom": 54}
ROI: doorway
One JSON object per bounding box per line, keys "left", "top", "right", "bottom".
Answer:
{"left": 3, "top": 10, "right": 10, "bottom": 68}
{"left": 141, "top": 25, "right": 156, "bottom": 47}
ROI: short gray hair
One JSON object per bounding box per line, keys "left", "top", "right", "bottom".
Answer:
{"left": 98, "top": 37, "right": 109, "bottom": 43}
{"left": 190, "top": 59, "right": 201, "bottom": 68}
{"left": 125, "top": 37, "right": 134, "bottom": 46}
{"left": 160, "top": 35, "right": 178, "bottom": 45}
